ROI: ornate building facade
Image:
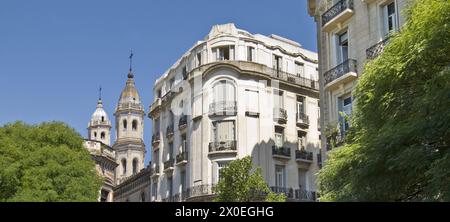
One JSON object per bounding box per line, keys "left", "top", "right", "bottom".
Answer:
{"left": 148, "top": 23, "right": 321, "bottom": 202}
{"left": 307, "top": 0, "right": 408, "bottom": 161}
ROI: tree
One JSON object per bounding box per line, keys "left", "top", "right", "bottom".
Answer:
{"left": 214, "top": 156, "right": 285, "bottom": 202}
{"left": 0, "top": 121, "right": 102, "bottom": 202}
{"left": 318, "top": 0, "right": 450, "bottom": 201}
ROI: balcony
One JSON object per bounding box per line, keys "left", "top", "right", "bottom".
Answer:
{"left": 176, "top": 152, "right": 188, "bottom": 166}
{"left": 149, "top": 98, "right": 161, "bottom": 118}
{"left": 161, "top": 91, "right": 175, "bottom": 104}
{"left": 324, "top": 59, "right": 358, "bottom": 90}
{"left": 209, "top": 101, "right": 237, "bottom": 116}
{"left": 264, "top": 67, "right": 319, "bottom": 90}
{"left": 294, "top": 189, "right": 317, "bottom": 202}
{"left": 166, "top": 125, "right": 174, "bottom": 139}
{"left": 185, "top": 184, "right": 217, "bottom": 201}
{"left": 163, "top": 158, "right": 174, "bottom": 173}
{"left": 295, "top": 150, "right": 313, "bottom": 164}
{"left": 151, "top": 133, "right": 160, "bottom": 147}
{"left": 366, "top": 37, "right": 390, "bottom": 60}
{"left": 272, "top": 146, "right": 291, "bottom": 160}
{"left": 178, "top": 115, "right": 187, "bottom": 130}
{"left": 321, "top": 0, "right": 354, "bottom": 32}
{"left": 296, "top": 112, "right": 310, "bottom": 128}
{"left": 208, "top": 140, "right": 237, "bottom": 156}
{"left": 273, "top": 108, "right": 288, "bottom": 124}
{"left": 270, "top": 187, "right": 294, "bottom": 199}
{"left": 151, "top": 165, "right": 160, "bottom": 177}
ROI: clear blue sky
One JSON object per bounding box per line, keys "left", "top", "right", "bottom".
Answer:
{"left": 0, "top": 0, "right": 317, "bottom": 164}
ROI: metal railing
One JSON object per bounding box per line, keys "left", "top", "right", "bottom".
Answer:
{"left": 186, "top": 184, "right": 217, "bottom": 199}
{"left": 264, "top": 66, "right": 319, "bottom": 90}
{"left": 166, "top": 125, "right": 174, "bottom": 136}
{"left": 272, "top": 146, "right": 291, "bottom": 158}
{"left": 151, "top": 133, "right": 160, "bottom": 144}
{"left": 178, "top": 115, "right": 187, "bottom": 128}
{"left": 324, "top": 59, "right": 358, "bottom": 85}
{"left": 176, "top": 152, "right": 188, "bottom": 163}
{"left": 270, "top": 187, "right": 294, "bottom": 198}
{"left": 209, "top": 140, "right": 237, "bottom": 153}
{"left": 295, "top": 150, "right": 313, "bottom": 161}
{"left": 163, "top": 158, "right": 174, "bottom": 170}
{"left": 295, "top": 189, "right": 316, "bottom": 201}
{"left": 273, "top": 108, "right": 288, "bottom": 122}
{"left": 209, "top": 101, "right": 237, "bottom": 115}
{"left": 151, "top": 165, "right": 160, "bottom": 175}
{"left": 366, "top": 37, "right": 390, "bottom": 60}
{"left": 296, "top": 112, "right": 310, "bottom": 125}
{"left": 322, "top": 0, "right": 354, "bottom": 26}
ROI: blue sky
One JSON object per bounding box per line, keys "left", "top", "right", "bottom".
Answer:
{"left": 0, "top": 0, "right": 317, "bottom": 164}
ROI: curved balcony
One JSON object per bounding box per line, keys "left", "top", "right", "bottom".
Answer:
{"left": 176, "top": 152, "right": 188, "bottom": 166}
{"left": 296, "top": 112, "right": 310, "bottom": 128}
{"left": 209, "top": 101, "right": 237, "bottom": 116}
{"left": 264, "top": 66, "right": 319, "bottom": 90}
{"left": 178, "top": 115, "right": 187, "bottom": 130}
{"left": 148, "top": 98, "right": 161, "bottom": 118}
{"left": 208, "top": 140, "right": 237, "bottom": 156}
{"left": 295, "top": 150, "right": 313, "bottom": 164}
{"left": 324, "top": 59, "right": 358, "bottom": 90}
{"left": 166, "top": 125, "right": 174, "bottom": 139}
{"left": 163, "top": 158, "right": 174, "bottom": 173}
{"left": 151, "top": 133, "right": 160, "bottom": 147}
{"left": 366, "top": 37, "right": 390, "bottom": 60}
{"left": 322, "top": 0, "right": 354, "bottom": 32}
{"left": 273, "top": 108, "right": 288, "bottom": 124}
{"left": 272, "top": 146, "right": 291, "bottom": 160}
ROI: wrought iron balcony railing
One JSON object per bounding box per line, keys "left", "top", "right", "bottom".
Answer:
{"left": 295, "top": 189, "right": 317, "bottom": 201}
{"left": 163, "top": 158, "right": 174, "bottom": 170}
{"left": 270, "top": 187, "right": 294, "bottom": 198}
{"left": 366, "top": 37, "right": 390, "bottom": 60}
{"left": 322, "top": 0, "right": 354, "bottom": 26}
{"left": 208, "top": 140, "right": 237, "bottom": 153}
{"left": 295, "top": 150, "right": 313, "bottom": 161}
{"left": 176, "top": 152, "right": 188, "bottom": 164}
{"left": 264, "top": 67, "right": 319, "bottom": 90}
{"left": 272, "top": 146, "right": 291, "bottom": 158}
{"left": 186, "top": 184, "right": 217, "bottom": 199}
{"left": 151, "top": 133, "right": 160, "bottom": 144}
{"left": 273, "top": 108, "right": 288, "bottom": 123}
{"left": 151, "top": 165, "right": 160, "bottom": 175}
{"left": 296, "top": 112, "right": 310, "bottom": 126}
{"left": 209, "top": 101, "right": 237, "bottom": 116}
{"left": 324, "top": 59, "right": 358, "bottom": 86}
{"left": 166, "top": 125, "right": 174, "bottom": 137}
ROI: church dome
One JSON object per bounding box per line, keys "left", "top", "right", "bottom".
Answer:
{"left": 118, "top": 73, "right": 141, "bottom": 105}
{"left": 91, "top": 100, "right": 110, "bottom": 123}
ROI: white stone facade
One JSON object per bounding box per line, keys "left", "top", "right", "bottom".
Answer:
{"left": 148, "top": 24, "right": 321, "bottom": 202}
{"left": 307, "top": 0, "right": 408, "bottom": 160}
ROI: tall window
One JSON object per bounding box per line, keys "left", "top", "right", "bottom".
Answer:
{"left": 123, "top": 119, "right": 127, "bottom": 130}
{"left": 297, "top": 96, "right": 305, "bottom": 114}
{"left": 121, "top": 159, "right": 127, "bottom": 175}
{"left": 180, "top": 170, "right": 186, "bottom": 194}
{"left": 140, "top": 192, "right": 146, "bottom": 202}
{"left": 168, "top": 142, "right": 174, "bottom": 159}
{"left": 169, "top": 78, "right": 175, "bottom": 90}
{"left": 196, "top": 52, "right": 202, "bottom": 67}
{"left": 298, "top": 131, "right": 307, "bottom": 150}
{"left": 181, "top": 135, "right": 187, "bottom": 153}
{"left": 182, "top": 65, "right": 188, "bottom": 80}
{"left": 167, "top": 177, "right": 173, "bottom": 199}
{"left": 295, "top": 62, "right": 304, "bottom": 77}
{"left": 275, "top": 165, "right": 286, "bottom": 188}
{"left": 274, "top": 126, "right": 284, "bottom": 148}
{"left": 132, "top": 120, "right": 138, "bottom": 131}
{"left": 273, "top": 89, "right": 284, "bottom": 109}
{"left": 100, "top": 132, "right": 105, "bottom": 139}
{"left": 247, "top": 46, "right": 255, "bottom": 62}
{"left": 298, "top": 169, "right": 307, "bottom": 190}
{"left": 217, "top": 161, "right": 229, "bottom": 183}
{"left": 93, "top": 132, "right": 97, "bottom": 139}
{"left": 101, "top": 116, "right": 105, "bottom": 122}
{"left": 212, "top": 80, "right": 235, "bottom": 103}
{"left": 152, "top": 182, "right": 158, "bottom": 201}
{"left": 154, "top": 118, "right": 160, "bottom": 134}
{"left": 214, "top": 45, "right": 234, "bottom": 61}
{"left": 272, "top": 55, "right": 283, "bottom": 72}
{"left": 336, "top": 31, "right": 348, "bottom": 64}
{"left": 212, "top": 121, "right": 235, "bottom": 142}
{"left": 339, "top": 95, "right": 352, "bottom": 134}
{"left": 132, "top": 158, "right": 138, "bottom": 175}
{"left": 383, "top": 2, "right": 398, "bottom": 35}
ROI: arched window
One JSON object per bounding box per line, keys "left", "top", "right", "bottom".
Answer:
{"left": 93, "top": 132, "right": 97, "bottom": 139}
{"left": 101, "top": 116, "right": 105, "bottom": 122}
{"left": 100, "top": 132, "right": 105, "bottom": 139}
{"left": 123, "top": 119, "right": 127, "bottom": 130}
{"left": 213, "top": 79, "right": 236, "bottom": 103}
{"left": 121, "top": 159, "right": 127, "bottom": 175}
{"left": 132, "top": 120, "right": 138, "bottom": 131}
{"left": 132, "top": 158, "right": 138, "bottom": 174}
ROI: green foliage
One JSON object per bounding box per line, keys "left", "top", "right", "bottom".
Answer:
{"left": 0, "top": 121, "right": 102, "bottom": 202}
{"left": 318, "top": 0, "right": 450, "bottom": 201}
{"left": 214, "top": 156, "right": 285, "bottom": 202}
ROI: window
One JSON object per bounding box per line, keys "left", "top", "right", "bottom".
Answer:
{"left": 196, "top": 52, "right": 202, "bottom": 67}
{"left": 245, "top": 89, "right": 259, "bottom": 113}
{"left": 273, "top": 89, "right": 284, "bottom": 108}
{"left": 154, "top": 150, "right": 160, "bottom": 169}
{"left": 154, "top": 118, "right": 160, "bottom": 133}
{"left": 295, "top": 62, "right": 304, "bottom": 77}
{"left": 123, "top": 119, "right": 127, "bottom": 130}
{"left": 121, "top": 159, "right": 127, "bottom": 175}
{"left": 275, "top": 127, "right": 284, "bottom": 148}
{"left": 383, "top": 2, "right": 398, "bottom": 35}
{"left": 100, "top": 131, "right": 105, "bottom": 139}
{"left": 100, "top": 189, "right": 109, "bottom": 202}
{"left": 298, "top": 131, "right": 307, "bottom": 150}
{"left": 169, "top": 111, "right": 174, "bottom": 125}
{"left": 214, "top": 45, "right": 234, "bottom": 61}
{"left": 93, "top": 132, "right": 97, "bottom": 139}
{"left": 132, "top": 158, "right": 138, "bottom": 175}
{"left": 141, "top": 192, "right": 146, "bottom": 202}
{"left": 272, "top": 55, "right": 283, "bottom": 72}
{"left": 339, "top": 95, "right": 352, "bottom": 134}
{"left": 132, "top": 120, "right": 138, "bottom": 131}
{"left": 182, "top": 66, "right": 188, "bottom": 80}
{"left": 212, "top": 121, "right": 235, "bottom": 142}
{"left": 180, "top": 170, "right": 186, "bottom": 193}
{"left": 297, "top": 96, "right": 305, "bottom": 114}
{"left": 157, "top": 89, "right": 162, "bottom": 98}
{"left": 217, "top": 161, "right": 229, "bottom": 182}
{"left": 275, "top": 165, "right": 286, "bottom": 188}
{"left": 336, "top": 31, "right": 348, "bottom": 64}
{"left": 247, "top": 46, "right": 255, "bottom": 62}
{"left": 167, "top": 177, "right": 173, "bottom": 199}
{"left": 168, "top": 142, "right": 174, "bottom": 159}
{"left": 181, "top": 134, "right": 187, "bottom": 153}
{"left": 152, "top": 182, "right": 158, "bottom": 201}
{"left": 298, "top": 169, "right": 307, "bottom": 190}
{"left": 212, "top": 80, "right": 235, "bottom": 103}
{"left": 101, "top": 116, "right": 105, "bottom": 122}
{"left": 169, "top": 78, "right": 175, "bottom": 90}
